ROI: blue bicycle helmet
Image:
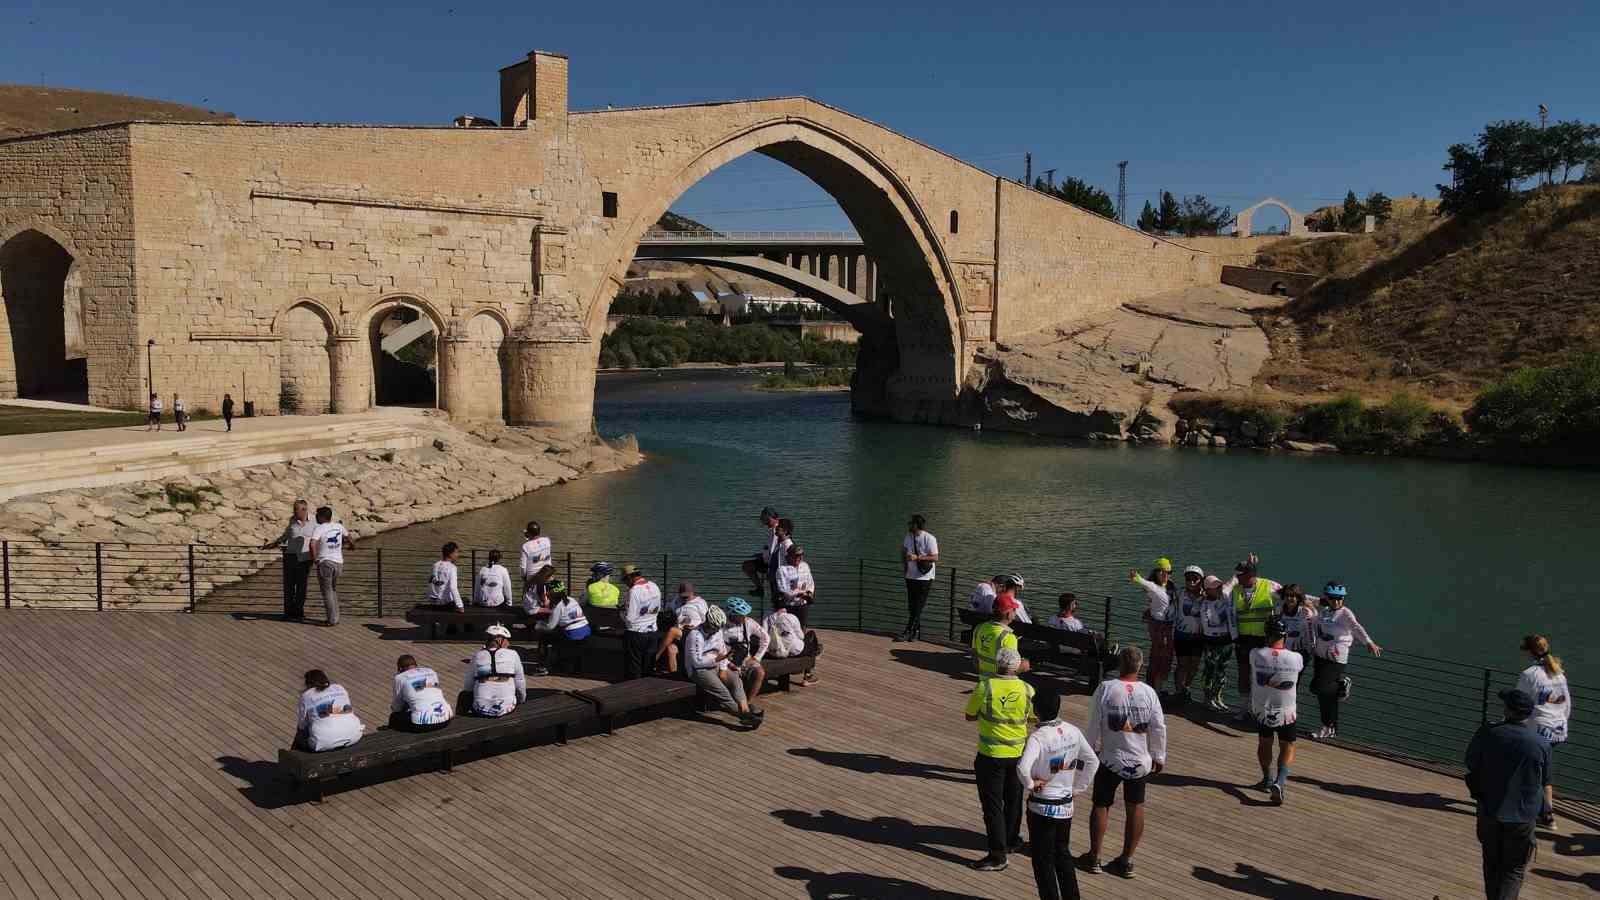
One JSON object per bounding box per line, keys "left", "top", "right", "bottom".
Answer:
{"left": 724, "top": 596, "right": 752, "bottom": 617}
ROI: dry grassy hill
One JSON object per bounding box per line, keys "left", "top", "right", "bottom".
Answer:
{"left": 1256, "top": 185, "right": 1600, "bottom": 403}
{"left": 0, "top": 85, "right": 236, "bottom": 140}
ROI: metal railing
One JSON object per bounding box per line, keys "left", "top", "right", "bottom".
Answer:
{"left": 638, "top": 229, "right": 863, "bottom": 244}
{"left": 1, "top": 537, "right": 1593, "bottom": 803}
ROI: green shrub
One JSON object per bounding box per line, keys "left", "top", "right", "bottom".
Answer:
{"left": 598, "top": 319, "right": 857, "bottom": 370}
{"left": 1300, "top": 393, "right": 1366, "bottom": 443}
{"left": 1467, "top": 353, "right": 1600, "bottom": 446}
{"left": 1362, "top": 391, "right": 1432, "bottom": 446}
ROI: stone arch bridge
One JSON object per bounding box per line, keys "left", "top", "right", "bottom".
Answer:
{"left": 0, "top": 50, "right": 1218, "bottom": 431}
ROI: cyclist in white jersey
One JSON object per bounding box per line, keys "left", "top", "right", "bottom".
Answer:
{"left": 294, "top": 669, "right": 363, "bottom": 751}
{"left": 518, "top": 521, "right": 554, "bottom": 612}
{"left": 426, "top": 542, "right": 464, "bottom": 610}
{"left": 389, "top": 655, "right": 452, "bottom": 732}
{"left": 1017, "top": 686, "right": 1098, "bottom": 900}
{"left": 1518, "top": 634, "right": 1571, "bottom": 827}
{"left": 1251, "top": 617, "right": 1305, "bottom": 805}
{"left": 463, "top": 624, "right": 526, "bottom": 717}
{"left": 474, "top": 549, "right": 513, "bottom": 607}
{"left": 1273, "top": 584, "right": 1317, "bottom": 656}
{"left": 1079, "top": 646, "right": 1167, "bottom": 881}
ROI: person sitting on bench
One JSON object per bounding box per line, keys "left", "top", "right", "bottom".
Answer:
{"left": 463, "top": 624, "right": 526, "bottom": 717}
{"left": 763, "top": 602, "right": 823, "bottom": 678}
{"left": 294, "top": 669, "right": 364, "bottom": 751}
{"left": 534, "top": 580, "right": 590, "bottom": 673}
{"left": 1048, "top": 593, "right": 1085, "bottom": 632}
{"left": 389, "top": 655, "right": 452, "bottom": 732}
{"left": 655, "top": 582, "right": 707, "bottom": 675}
{"left": 722, "top": 597, "right": 771, "bottom": 700}
{"left": 585, "top": 561, "right": 620, "bottom": 608}
{"left": 475, "top": 550, "right": 513, "bottom": 607}
{"left": 427, "top": 542, "right": 464, "bottom": 611}
{"left": 969, "top": 574, "right": 1029, "bottom": 621}
{"left": 686, "top": 606, "right": 763, "bottom": 730}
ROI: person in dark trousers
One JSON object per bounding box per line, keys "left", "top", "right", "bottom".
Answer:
{"left": 221, "top": 393, "right": 235, "bottom": 432}
{"left": 964, "top": 646, "right": 1035, "bottom": 872}
{"left": 1466, "top": 688, "right": 1552, "bottom": 900}
{"left": 897, "top": 514, "right": 939, "bottom": 642}
{"left": 1017, "top": 684, "right": 1097, "bottom": 900}
{"left": 264, "top": 499, "right": 315, "bottom": 620}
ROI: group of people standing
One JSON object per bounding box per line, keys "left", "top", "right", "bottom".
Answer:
{"left": 268, "top": 499, "right": 354, "bottom": 624}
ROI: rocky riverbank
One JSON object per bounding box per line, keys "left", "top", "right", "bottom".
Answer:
{"left": 0, "top": 418, "right": 642, "bottom": 608}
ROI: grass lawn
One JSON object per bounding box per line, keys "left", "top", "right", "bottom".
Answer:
{"left": 0, "top": 406, "right": 217, "bottom": 436}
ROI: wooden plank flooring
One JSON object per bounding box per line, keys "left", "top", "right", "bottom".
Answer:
{"left": 0, "top": 610, "right": 1593, "bottom": 899}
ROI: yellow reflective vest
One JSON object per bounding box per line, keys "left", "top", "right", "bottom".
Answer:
{"left": 1232, "top": 578, "right": 1276, "bottom": 637}
{"left": 586, "top": 580, "right": 620, "bottom": 608}
{"left": 972, "top": 620, "right": 1018, "bottom": 678}
{"left": 966, "top": 674, "right": 1036, "bottom": 758}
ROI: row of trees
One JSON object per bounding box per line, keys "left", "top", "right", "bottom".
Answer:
{"left": 1438, "top": 118, "right": 1600, "bottom": 215}
{"left": 1135, "top": 192, "right": 1234, "bottom": 236}
{"left": 1305, "top": 190, "right": 1395, "bottom": 232}
{"left": 599, "top": 318, "right": 856, "bottom": 370}
{"left": 610, "top": 288, "right": 704, "bottom": 318}
{"left": 1032, "top": 176, "right": 1116, "bottom": 219}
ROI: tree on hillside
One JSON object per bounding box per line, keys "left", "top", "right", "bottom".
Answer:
{"left": 1155, "top": 191, "right": 1181, "bottom": 233}
{"left": 1177, "top": 195, "right": 1232, "bottom": 236}
{"left": 1364, "top": 191, "right": 1394, "bottom": 225}
{"left": 1437, "top": 118, "right": 1600, "bottom": 215}
{"left": 1136, "top": 200, "right": 1158, "bottom": 233}
{"left": 1034, "top": 176, "right": 1117, "bottom": 219}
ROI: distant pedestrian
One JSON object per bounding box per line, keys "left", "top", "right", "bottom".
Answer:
{"left": 173, "top": 393, "right": 187, "bottom": 431}
{"left": 1250, "top": 618, "right": 1304, "bottom": 805}
{"left": 965, "top": 646, "right": 1036, "bottom": 872}
{"left": 221, "top": 393, "right": 235, "bottom": 432}
{"left": 147, "top": 393, "right": 162, "bottom": 431}
{"left": 619, "top": 563, "right": 662, "bottom": 680}
{"left": 264, "top": 499, "right": 316, "bottom": 621}
{"left": 1466, "top": 688, "right": 1551, "bottom": 900}
{"left": 308, "top": 505, "right": 353, "bottom": 626}
{"left": 1130, "top": 558, "right": 1177, "bottom": 692}
{"left": 897, "top": 514, "right": 938, "bottom": 642}
{"left": 1079, "top": 645, "right": 1167, "bottom": 880}
{"left": 1308, "top": 581, "right": 1381, "bottom": 740}
{"left": 1517, "top": 634, "right": 1570, "bottom": 827}
{"left": 1018, "top": 685, "right": 1097, "bottom": 900}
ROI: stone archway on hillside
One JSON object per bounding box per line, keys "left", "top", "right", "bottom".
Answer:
{"left": 587, "top": 117, "right": 966, "bottom": 421}
{"left": 277, "top": 300, "right": 335, "bottom": 414}
{"left": 1236, "top": 197, "right": 1305, "bottom": 237}
{"left": 0, "top": 228, "right": 85, "bottom": 401}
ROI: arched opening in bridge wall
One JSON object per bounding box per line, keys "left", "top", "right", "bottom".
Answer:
{"left": 456, "top": 311, "right": 509, "bottom": 421}
{"left": 590, "top": 120, "right": 964, "bottom": 422}
{"left": 1248, "top": 204, "right": 1290, "bottom": 236}
{"left": 278, "top": 301, "right": 334, "bottom": 414}
{"left": 0, "top": 229, "right": 87, "bottom": 402}
{"left": 366, "top": 298, "right": 441, "bottom": 409}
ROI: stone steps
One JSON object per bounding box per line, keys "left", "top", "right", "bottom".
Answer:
{"left": 0, "top": 420, "right": 432, "bottom": 501}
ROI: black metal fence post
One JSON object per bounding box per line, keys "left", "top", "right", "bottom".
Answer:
{"left": 1481, "top": 667, "right": 1492, "bottom": 724}
{"left": 187, "top": 545, "right": 196, "bottom": 613}
{"left": 948, "top": 566, "right": 958, "bottom": 641}
{"left": 376, "top": 548, "right": 385, "bottom": 618}
{"left": 1103, "top": 596, "right": 1112, "bottom": 640}
{"left": 95, "top": 543, "right": 103, "bottom": 611}
{"left": 566, "top": 552, "right": 573, "bottom": 589}
{"left": 3, "top": 540, "right": 10, "bottom": 609}
{"left": 471, "top": 549, "right": 477, "bottom": 578}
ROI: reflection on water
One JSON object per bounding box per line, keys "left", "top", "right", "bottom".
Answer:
{"left": 366, "top": 368, "right": 1600, "bottom": 680}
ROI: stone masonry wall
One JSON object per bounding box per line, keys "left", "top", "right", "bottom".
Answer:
{"left": 992, "top": 180, "right": 1221, "bottom": 341}
{"left": 0, "top": 127, "right": 140, "bottom": 407}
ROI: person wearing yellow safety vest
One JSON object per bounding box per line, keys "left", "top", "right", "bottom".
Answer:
{"left": 585, "top": 561, "right": 621, "bottom": 608}
{"left": 972, "top": 593, "right": 1032, "bottom": 680}
{"left": 965, "top": 646, "right": 1036, "bottom": 872}
{"left": 1222, "top": 554, "right": 1282, "bottom": 721}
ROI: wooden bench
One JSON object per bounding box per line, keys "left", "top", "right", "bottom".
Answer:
{"left": 760, "top": 653, "right": 817, "bottom": 691}
{"left": 957, "top": 609, "right": 1113, "bottom": 683}
{"left": 572, "top": 677, "right": 697, "bottom": 734}
{"left": 404, "top": 604, "right": 531, "bottom": 639}
{"left": 278, "top": 691, "right": 599, "bottom": 800}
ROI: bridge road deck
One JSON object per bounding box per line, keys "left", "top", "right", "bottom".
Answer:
{"left": 0, "top": 610, "right": 1592, "bottom": 899}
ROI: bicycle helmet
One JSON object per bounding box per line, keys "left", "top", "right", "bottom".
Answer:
{"left": 725, "top": 597, "right": 752, "bottom": 617}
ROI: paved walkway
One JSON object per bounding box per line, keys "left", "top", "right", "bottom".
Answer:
{"left": 0, "top": 407, "right": 427, "bottom": 457}
{"left": 0, "top": 610, "right": 1591, "bottom": 899}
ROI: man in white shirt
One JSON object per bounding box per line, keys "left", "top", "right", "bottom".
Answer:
{"left": 173, "top": 394, "right": 187, "bottom": 431}
{"left": 308, "top": 506, "right": 354, "bottom": 626}
{"left": 620, "top": 563, "right": 662, "bottom": 680}
{"left": 519, "top": 521, "right": 554, "bottom": 613}
{"left": 389, "top": 654, "right": 452, "bottom": 732}
{"left": 463, "top": 624, "right": 526, "bottom": 717}
{"left": 1251, "top": 617, "right": 1305, "bottom": 805}
{"left": 475, "top": 549, "right": 513, "bottom": 607}
{"left": 265, "top": 499, "right": 316, "bottom": 621}
{"left": 1080, "top": 646, "right": 1167, "bottom": 881}
{"left": 426, "top": 542, "right": 464, "bottom": 611}
{"left": 654, "top": 582, "right": 706, "bottom": 675}
{"left": 1047, "top": 593, "right": 1085, "bottom": 632}
{"left": 1017, "top": 686, "right": 1098, "bottom": 900}
{"left": 898, "top": 514, "right": 938, "bottom": 642}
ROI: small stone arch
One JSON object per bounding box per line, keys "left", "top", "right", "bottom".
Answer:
{"left": 453, "top": 310, "right": 510, "bottom": 421}
{"left": 277, "top": 299, "right": 335, "bottom": 414}
{"left": 362, "top": 294, "right": 445, "bottom": 409}
{"left": 0, "top": 227, "right": 83, "bottom": 400}
{"left": 271, "top": 296, "right": 339, "bottom": 336}
{"left": 1236, "top": 197, "right": 1304, "bottom": 237}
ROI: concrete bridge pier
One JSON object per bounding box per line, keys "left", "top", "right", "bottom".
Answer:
{"left": 506, "top": 336, "right": 596, "bottom": 434}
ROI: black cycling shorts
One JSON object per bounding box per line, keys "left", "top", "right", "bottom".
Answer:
{"left": 1091, "top": 762, "right": 1150, "bottom": 807}
{"left": 1256, "top": 719, "right": 1298, "bottom": 742}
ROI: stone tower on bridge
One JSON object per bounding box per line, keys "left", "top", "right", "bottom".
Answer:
{"left": 0, "top": 51, "right": 1219, "bottom": 432}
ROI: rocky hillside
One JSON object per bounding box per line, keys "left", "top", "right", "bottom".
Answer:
{"left": 1257, "top": 185, "right": 1600, "bottom": 403}
{"left": 0, "top": 85, "right": 235, "bottom": 139}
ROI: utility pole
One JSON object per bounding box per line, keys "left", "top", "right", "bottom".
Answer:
{"left": 1024, "top": 152, "right": 1032, "bottom": 186}
{"left": 1116, "top": 161, "right": 1129, "bottom": 223}
{"left": 1041, "top": 168, "right": 1057, "bottom": 190}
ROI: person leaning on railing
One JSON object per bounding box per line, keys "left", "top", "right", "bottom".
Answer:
{"left": 1517, "top": 634, "right": 1570, "bottom": 828}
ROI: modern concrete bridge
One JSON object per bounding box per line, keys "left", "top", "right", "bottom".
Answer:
{"left": 0, "top": 50, "right": 1220, "bottom": 432}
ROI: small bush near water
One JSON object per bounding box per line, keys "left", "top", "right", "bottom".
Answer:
{"left": 1467, "top": 353, "right": 1600, "bottom": 447}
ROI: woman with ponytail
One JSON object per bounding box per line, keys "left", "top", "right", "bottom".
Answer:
{"left": 1517, "top": 634, "right": 1571, "bottom": 826}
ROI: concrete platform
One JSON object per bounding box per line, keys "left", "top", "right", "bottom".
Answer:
{"left": 0, "top": 409, "right": 434, "bottom": 500}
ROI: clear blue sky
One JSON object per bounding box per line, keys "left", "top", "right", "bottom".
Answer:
{"left": 4, "top": 0, "right": 1597, "bottom": 231}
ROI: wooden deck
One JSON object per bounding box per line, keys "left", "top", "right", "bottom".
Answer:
{"left": 0, "top": 610, "right": 1593, "bottom": 899}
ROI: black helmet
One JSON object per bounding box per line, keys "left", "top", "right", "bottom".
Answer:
{"left": 1265, "top": 617, "right": 1288, "bottom": 641}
